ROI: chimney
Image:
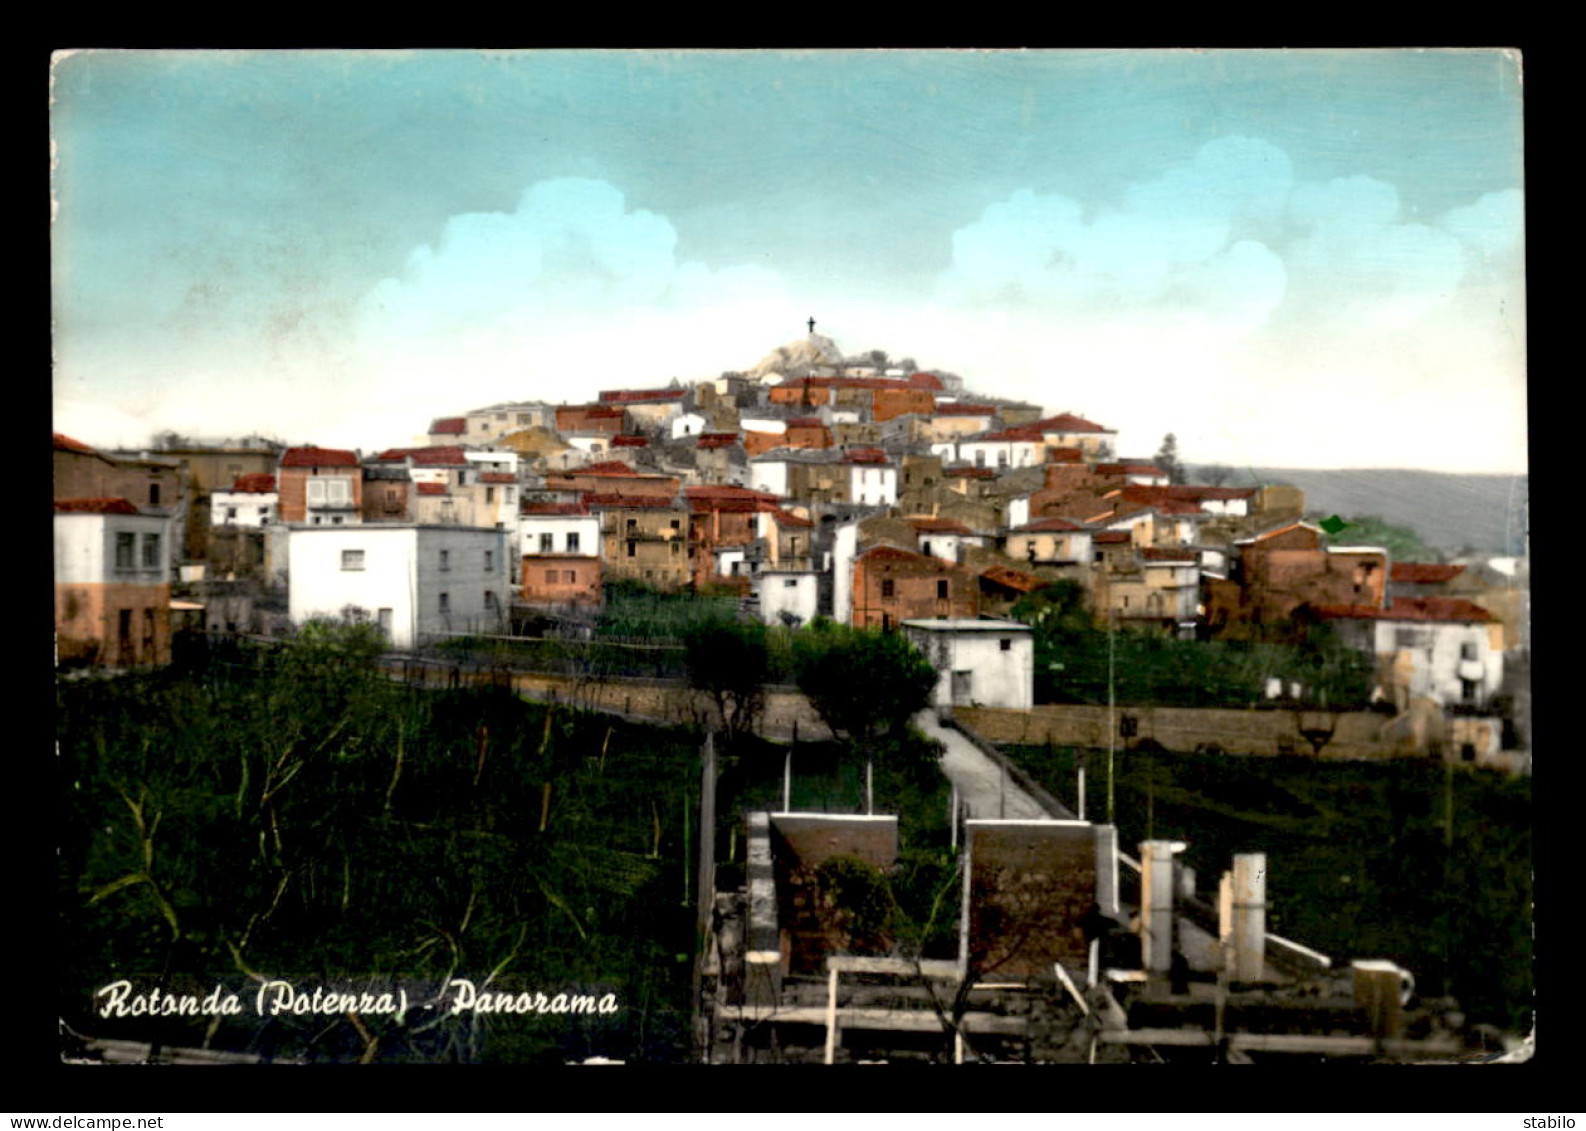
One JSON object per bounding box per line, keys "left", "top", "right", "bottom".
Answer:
{"left": 1139, "top": 840, "right": 1182, "bottom": 975}
{"left": 1218, "top": 853, "right": 1267, "bottom": 982}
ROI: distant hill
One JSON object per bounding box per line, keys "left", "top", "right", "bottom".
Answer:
{"left": 1188, "top": 466, "right": 1528, "bottom": 558}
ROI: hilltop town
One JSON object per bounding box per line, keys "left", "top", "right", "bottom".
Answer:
{"left": 52, "top": 328, "right": 1532, "bottom": 1064}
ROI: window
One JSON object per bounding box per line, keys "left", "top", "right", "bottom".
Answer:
{"left": 563, "top": 570, "right": 576, "bottom": 584}
{"left": 540, "top": 533, "right": 554, "bottom": 553}
{"left": 882, "top": 579, "right": 895, "bottom": 598}
{"left": 566, "top": 532, "right": 580, "bottom": 554}
{"left": 785, "top": 578, "right": 798, "bottom": 589}
{"left": 517, "top": 413, "right": 530, "bottom": 425}
{"left": 141, "top": 533, "right": 161, "bottom": 569}
{"left": 627, "top": 541, "right": 637, "bottom": 558}
{"left": 937, "top": 579, "right": 948, "bottom": 599}
{"left": 921, "top": 541, "right": 933, "bottom": 558}
{"left": 485, "top": 591, "right": 498, "bottom": 612}
{"left": 670, "top": 519, "right": 681, "bottom": 531}
{"left": 226, "top": 507, "right": 238, "bottom": 522}
{"left": 149, "top": 484, "right": 161, "bottom": 506}
{"left": 341, "top": 549, "right": 365, "bottom": 571}
{"left": 626, "top": 518, "right": 638, "bottom": 533}
{"left": 486, "top": 487, "right": 495, "bottom": 505}
{"left": 485, "top": 550, "right": 494, "bottom": 571}
{"left": 439, "top": 592, "right": 450, "bottom": 614}
{"left": 1000, "top": 638, "right": 1012, "bottom": 652}
{"left": 115, "top": 532, "right": 135, "bottom": 570}
{"left": 1460, "top": 641, "right": 1479, "bottom": 661}
{"left": 440, "top": 549, "right": 451, "bottom": 571}
{"left": 545, "top": 569, "right": 558, "bottom": 583}
{"left": 306, "top": 478, "right": 351, "bottom": 507}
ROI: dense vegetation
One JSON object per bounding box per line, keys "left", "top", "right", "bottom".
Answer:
{"left": 58, "top": 632, "right": 703, "bottom": 1063}
{"left": 1011, "top": 582, "right": 1376, "bottom": 709}
{"left": 1008, "top": 743, "right": 1533, "bottom": 1035}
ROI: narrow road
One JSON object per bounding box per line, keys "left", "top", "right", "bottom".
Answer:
{"left": 913, "top": 710, "right": 1050, "bottom": 820}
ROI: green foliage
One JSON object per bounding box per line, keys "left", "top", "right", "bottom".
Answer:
{"left": 1011, "top": 590, "right": 1373, "bottom": 709}
{"left": 814, "top": 855, "right": 895, "bottom": 950}
{"left": 596, "top": 583, "right": 737, "bottom": 642}
{"left": 682, "top": 615, "right": 771, "bottom": 746}
{"left": 1314, "top": 513, "right": 1442, "bottom": 563}
{"left": 1010, "top": 744, "right": 1532, "bottom": 1034}
{"left": 57, "top": 652, "right": 699, "bottom": 1063}
{"left": 792, "top": 622, "right": 938, "bottom": 749}
{"left": 1153, "top": 433, "right": 1184, "bottom": 485}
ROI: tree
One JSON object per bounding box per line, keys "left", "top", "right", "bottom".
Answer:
{"left": 1153, "top": 433, "right": 1184, "bottom": 485}
{"left": 681, "top": 616, "right": 771, "bottom": 748}
{"left": 792, "top": 622, "right": 938, "bottom": 753}
{"left": 1201, "top": 463, "right": 1234, "bottom": 487}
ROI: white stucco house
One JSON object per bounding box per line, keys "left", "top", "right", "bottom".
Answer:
{"left": 287, "top": 524, "right": 511, "bottom": 649}
{"left": 902, "top": 618, "right": 1034, "bottom": 711}
{"left": 1317, "top": 597, "right": 1505, "bottom": 710}
{"left": 753, "top": 569, "right": 820, "bottom": 627}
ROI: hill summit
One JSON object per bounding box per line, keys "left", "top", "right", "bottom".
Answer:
{"left": 746, "top": 333, "right": 844, "bottom": 381}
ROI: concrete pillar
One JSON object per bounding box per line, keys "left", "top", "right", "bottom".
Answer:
{"left": 1093, "top": 824, "right": 1119, "bottom": 916}
{"left": 745, "top": 812, "right": 782, "bottom": 1007}
{"left": 1230, "top": 853, "right": 1266, "bottom": 983}
{"left": 1139, "top": 840, "right": 1177, "bottom": 975}
{"left": 1352, "top": 960, "right": 1411, "bottom": 1038}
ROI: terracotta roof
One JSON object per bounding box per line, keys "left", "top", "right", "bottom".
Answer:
{"left": 772, "top": 509, "right": 813, "bottom": 528}
{"left": 909, "top": 517, "right": 972, "bottom": 535}
{"left": 559, "top": 404, "right": 626, "bottom": 416}
{"left": 429, "top": 417, "right": 467, "bottom": 435}
{"left": 1033, "top": 413, "right": 1111, "bottom": 434}
{"left": 1093, "top": 531, "right": 1132, "bottom": 545}
{"left": 978, "top": 564, "right": 1047, "bottom": 593}
{"left": 947, "top": 466, "right": 996, "bottom": 479}
{"left": 786, "top": 417, "right": 826, "bottom": 429}
{"left": 577, "top": 461, "right": 638, "bottom": 476}
{"left": 53, "top": 433, "right": 99, "bottom": 454}
{"left": 1391, "top": 562, "right": 1466, "bottom": 584}
{"left": 415, "top": 482, "right": 450, "bottom": 496}
{"left": 477, "top": 472, "right": 517, "bottom": 484}
{"left": 906, "top": 372, "right": 946, "bottom": 391}
{"left": 54, "top": 497, "right": 139, "bottom": 514}
{"left": 598, "top": 389, "right": 685, "bottom": 403}
{"left": 842, "top": 447, "right": 889, "bottom": 464}
{"left": 973, "top": 428, "right": 1044, "bottom": 444}
{"left": 1015, "top": 517, "right": 1086, "bottom": 533}
{"left": 934, "top": 403, "right": 997, "bottom": 417}
{"left": 230, "top": 473, "right": 276, "bottom": 493}
{"left": 374, "top": 445, "right": 468, "bottom": 466}
{"left": 1045, "top": 447, "right": 1086, "bottom": 464}
{"left": 611, "top": 435, "right": 650, "bottom": 447}
{"left": 696, "top": 433, "right": 740, "bottom": 450}
{"left": 686, "top": 485, "right": 782, "bottom": 513}
{"left": 522, "top": 501, "right": 590, "bottom": 516}
{"left": 282, "top": 446, "right": 360, "bottom": 468}
{"left": 857, "top": 544, "right": 938, "bottom": 565}
{"left": 1316, "top": 597, "right": 1492, "bottom": 624}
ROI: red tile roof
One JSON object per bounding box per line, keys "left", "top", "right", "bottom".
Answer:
{"left": 477, "top": 472, "right": 517, "bottom": 484}
{"left": 842, "top": 447, "right": 889, "bottom": 464}
{"left": 773, "top": 509, "right": 814, "bottom": 528}
{"left": 686, "top": 485, "right": 782, "bottom": 513}
{"left": 1045, "top": 447, "right": 1086, "bottom": 463}
{"left": 1316, "top": 597, "right": 1492, "bottom": 624}
{"left": 978, "top": 564, "right": 1047, "bottom": 593}
{"left": 415, "top": 482, "right": 450, "bottom": 496}
{"left": 53, "top": 433, "right": 99, "bottom": 454}
{"left": 947, "top": 466, "right": 996, "bottom": 479}
{"left": 282, "top": 446, "right": 360, "bottom": 468}
{"left": 1034, "top": 413, "right": 1111, "bottom": 434}
{"left": 598, "top": 388, "right": 686, "bottom": 403}
{"left": 522, "top": 501, "right": 590, "bottom": 516}
{"left": 577, "top": 461, "right": 638, "bottom": 476}
{"left": 429, "top": 417, "right": 466, "bottom": 435}
{"left": 54, "top": 497, "right": 139, "bottom": 514}
{"left": 974, "top": 428, "right": 1044, "bottom": 444}
{"left": 786, "top": 417, "right": 826, "bottom": 429}
{"left": 231, "top": 473, "right": 276, "bottom": 493}
{"left": 1391, "top": 562, "right": 1466, "bottom": 584}
{"left": 1096, "top": 463, "right": 1167, "bottom": 478}
{"left": 857, "top": 544, "right": 936, "bottom": 565}
{"left": 374, "top": 445, "right": 469, "bottom": 466}
{"left": 934, "top": 403, "right": 998, "bottom": 417}
{"left": 1094, "top": 531, "right": 1132, "bottom": 544}
{"left": 909, "top": 517, "right": 972, "bottom": 534}
{"left": 611, "top": 435, "right": 650, "bottom": 447}
{"left": 696, "top": 433, "right": 740, "bottom": 450}
{"left": 906, "top": 372, "right": 945, "bottom": 391}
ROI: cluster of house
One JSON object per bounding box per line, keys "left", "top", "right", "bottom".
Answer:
{"left": 52, "top": 331, "right": 1525, "bottom": 719}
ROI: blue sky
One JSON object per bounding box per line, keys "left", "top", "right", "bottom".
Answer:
{"left": 50, "top": 48, "right": 1526, "bottom": 472}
